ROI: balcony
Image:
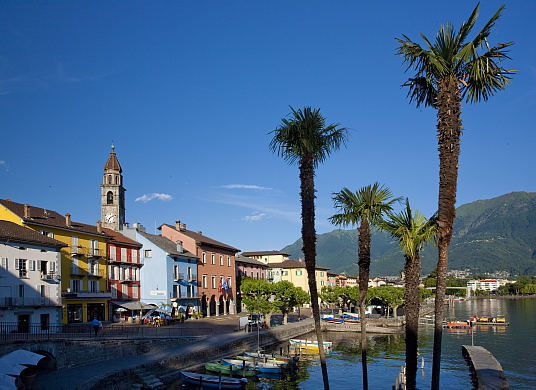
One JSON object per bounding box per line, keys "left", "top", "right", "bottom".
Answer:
{"left": 0, "top": 297, "right": 61, "bottom": 308}
{"left": 61, "top": 291, "right": 112, "bottom": 299}
{"left": 40, "top": 272, "right": 60, "bottom": 282}
{"left": 88, "top": 248, "right": 102, "bottom": 258}
{"left": 174, "top": 273, "right": 184, "bottom": 281}
{"left": 188, "top": 274, "right": 197, "bottom": 282}
{"left": 170, "top": 293, "right": 198, "bottom": 300}
{"left": 120, "top": 276, "right": 137, "bottom": 283}
{"left": 87, "top": 269, "right": 103, "bottom": 278}
{"left": 70, "top": 267, "right": 86, "bottom": 277}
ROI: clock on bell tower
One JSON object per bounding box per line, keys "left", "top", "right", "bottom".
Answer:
{"left": 100, "top": 145, "right": 126, "bottom": 230}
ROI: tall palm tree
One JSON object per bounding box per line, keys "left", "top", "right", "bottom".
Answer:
{"left": 379, "top": 199, "right": 438, "bottom": 390}
{"left": 329, "top": 183, "right": 401, "bottom": 390}
{"left": 396, "top": 4, "right": 514, "bottom": 388}
{"left": 270, "top": 106, "right": 348, "bottom": 390}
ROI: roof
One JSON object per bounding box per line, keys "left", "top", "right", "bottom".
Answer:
{"left": 160, "top": 223, "right": 239, "bottom": 253}
{"left": 268, "top": 259, "right": 329, "bottom": 271}
{"left": 241, "top": 250, "right": 290, "bottom": 257}
{"left": 104, "top": 146, "right": 122, "bottom": 172}
{"left": 0, "top": 199, "right": 111, "bottom": 238}
{"left": 101, "top": 228, "right": 142, "bottom": 247}
{"left": 235, "top": 255, "right": 269, "bottom": 268}
{"left": 138, "top": 231, "right": 198, "bottom": 260}
{"left": 0, "top": 220, "right": 67, "bottom": 248}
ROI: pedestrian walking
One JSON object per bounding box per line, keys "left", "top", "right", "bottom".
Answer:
{"left": 92, "top": 317, "right": 100, "bottom": 336}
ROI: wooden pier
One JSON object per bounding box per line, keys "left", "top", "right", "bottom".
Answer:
{"left": 462, "top": 345, "right": 509, "bottom": 389}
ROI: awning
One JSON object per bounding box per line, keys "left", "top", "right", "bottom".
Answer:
{"left": 113, "top": 301, "right": 156, "bottom": 310}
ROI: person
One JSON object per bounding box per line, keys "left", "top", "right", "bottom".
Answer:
{"left": 92, "top": 317, "right": 100, "bottom": 336}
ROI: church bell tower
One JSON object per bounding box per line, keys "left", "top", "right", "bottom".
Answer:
{"left": 100, "top": 145, "right": 126, "bottom": 230}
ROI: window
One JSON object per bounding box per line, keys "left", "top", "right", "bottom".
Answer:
{"left": 109, "top": 246, "right": 116, "bottom": 261}
{"left": 202, "top": 252, "right": 206, "bottom": 264}
{"left": 0, "top": 257, "right": 7, "bottom": 277}
{"left": 89, "top": 280, "right": 99, "bottom": 293}
{"left": 211, "top": 254, "right": 215, "bottom": 265}
{"left": 144, "top": 249, "right": 152, "bottom": 258}
{"left": 90, "top": 239, "right": 99, "bottom": 256}
{"left": 18, "top": 284, "right": 25, "bottom": 297}
{"left": 227, "top": 277, "right": 232, "bottom": 290}
{"left": 109, "top": 266, "right": 115, "bottom": 280}
{"left": 320, "top": 272, "right": 324, "bottom": 277}
{"left": 320, "top": 280, "right": 325, "bottom": 286}
{"left": 40, "top": 230, "right": 54, "bottom": 238}
{"left": 111, "top": 284, "right": 118, "bottom": 299}
{"left": 282, "top": 270, "right": 288, "bottom": 276}
{"left": 227, "top": 256, "right": 231, "bottom": 267}
{"left": 29, "top": 260, "right": 36, "bottom": 271}
{"left": 107, "top": 191, "right": 113, "bottom": 204}
{"left": 88, "top": 259, "right": 98, "bottom": 276}
{"left": 211, "top": 275, "right": 216, "bottom": 289}
{"left": 70, "top": 279, "right": 82, "bottom": 292}
{"left": 173, "top": 284, "right": 180, "bottom": 298}
{"left": 121, "top": 247, "right": 127, "bottom": 262}
{"left": 256, "top": 272, "right": 259, "bottom": 279}
{"left": 15, "top": 259, "right": 27, "bottom": 278}
{"left": 202, "top": 275, "right": 207, "bottom": 289}
{"left": 132, "top": 286, "right": 139, "bottom": 299}
{"left": 39, "top": 285, "right": 46, "bottom": 297}
{"left": 296, "top": 270, "right": 303, "bottom": 276}
{"left": 220, "top": 254, "right": 223, "bottom": 266}
{"left": 121, "top": 284, "right": 128, "bottom": 297}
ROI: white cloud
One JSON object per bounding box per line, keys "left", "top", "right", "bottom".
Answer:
{"left": 220, "top": 184, "right": 273, "bottom": 190}
{"left": 243, "top": 213, "right": 267, "bottom": 222}
{"left": 0, "top": 161, "right": 4, "bottom": 165}
{"left": 135, "top": 193, "right": 173, "bottom": 203}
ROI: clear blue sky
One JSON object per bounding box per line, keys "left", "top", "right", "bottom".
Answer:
{"left": 1, "top": 1, "right": 534, "bottom": 253}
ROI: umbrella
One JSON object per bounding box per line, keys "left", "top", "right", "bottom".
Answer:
{"left": 0, "top": 350, "right": 45, "bottom": 366}
{"left": 0, "top": 374, "right": 16, "bottom": 390}
{"left": 0, "top": 361, "right": 26, "bottom": 376}
{"left": 116, "top": 308, "right": 127, "bottom": 312}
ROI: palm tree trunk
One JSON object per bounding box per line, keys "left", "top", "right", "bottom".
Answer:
{"left": 358, "top": 219, "right": 371, "bottom": 390}
{"left": 300, "top": 154, "right": 330, "bottom": 390}
{"left": 405, "top": 254, "right": 422, "bottom": 390}
{"left": 432, "top": 77, "right": 462, "bottom": 390}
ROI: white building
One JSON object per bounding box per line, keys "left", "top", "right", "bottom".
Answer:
{"left": 0, "top": 221, "right": 65, "bottom": 329}
{"left": 467, "top": 279, "right": 505, "bottom": 292}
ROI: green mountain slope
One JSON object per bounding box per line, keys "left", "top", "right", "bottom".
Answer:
{"left": 281, "top": 192, "right": 536, "bottom": 277}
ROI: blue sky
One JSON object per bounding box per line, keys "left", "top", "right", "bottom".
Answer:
{"left": 1, "top": 1, "right": 534, "bottom": 253}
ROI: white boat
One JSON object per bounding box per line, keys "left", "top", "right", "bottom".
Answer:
{"left": 289, "top": 339, "right": 332, "bottom": 350}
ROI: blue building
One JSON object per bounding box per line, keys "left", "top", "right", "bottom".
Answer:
{"left": 122, "top": 223, "right": 199, "bottom": 315}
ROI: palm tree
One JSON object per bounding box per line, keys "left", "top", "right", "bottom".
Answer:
{"left": 379, "top": 199, "right": 438, "bottom": 390}
{"left": 270, "top": 106, "right": 349, "bottom": 390}
{"left": 329, "top": 183, "right": 401, "bottom": 390}
{"left": 395, "top": 4, "right": 514, "bottom": 388}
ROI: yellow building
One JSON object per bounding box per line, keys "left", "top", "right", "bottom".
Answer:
{"left": 0, "top": 199, "right": 111, "bottom": 323}
{"left": 268, "top": 259, "right": 329, "bottom": 294}
{"left": 241, "top": 251, "right": 290, "bottom": 265}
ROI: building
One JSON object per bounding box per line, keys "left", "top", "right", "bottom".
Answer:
{"left": 235, "top": 255, "right": 268, "bottom": 281}
{"left": 268, "top": 259, "right": 329, "bottom": 295}
{"left": 241, "top": 251, "right": 290, "bottom": 265}
{"left": 102, "top": 228, "right": 144, "bottom": 321}
{"left": 467, "top": 279, "right": 505, "bottom": 292}
{"left": 159, "top": 221, "right": 239, "bottom": 317}
{"left": 0, "top": 221, "right": 66, "bottom": 329}
{"left": 100, "top": 145, "right": 126, "bottom": 231}
{"left": 327, "top": 272, "right": 337, "bottom": 288}
{"left": 122, "top": 223, "right": 199, "bottom": 316}
{"left": 0, "top": 199, "right": 112, "bottom": 323}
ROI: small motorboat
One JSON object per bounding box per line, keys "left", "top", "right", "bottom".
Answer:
{"left": 243, "top": 351, "right": 296, "bottom": 363}
{"left": 221, "top": 358, "right": 282, "bottom": 374}
{"left": 204, "top": 361, "right": 258, "bottom": 377}
{"left": 289, "top": 338, "right": 333, "bottom": 351}
{"left": 180, "top": 371, "right": 247, "bottom": 388}
{"left": 444, "top": 320, "right": 469, "bottom": 328}
{"left": 233, "top": 355, "right": 286, "bottom": 366}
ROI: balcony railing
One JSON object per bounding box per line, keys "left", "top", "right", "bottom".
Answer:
{"left": 188, "top": 274, "right": 197, "bottom": 282}
{"left": 70, "top": 267, "right": 86, "bottom": 276}
{"left": 170, "top": 293, "right": 198, "bottom": 299}
{"left": 68, "top": 246, "right": 102, "bottom": 257}
{"left": 0, "top": 297, "right": 60, "bottom": 307}
{"left": 40, "top": 272, "right": 60, "bottom": 281}
{"left": 61, "top": 291, "right": 112, "bottom": 299}
{"left": 87, "top": 269, "right": 103, "bottom": 278}
{"left": 174, "top": 273, "right": 184, "bottom": 281}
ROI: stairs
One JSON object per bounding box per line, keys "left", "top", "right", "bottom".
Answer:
{"left": 131, "top": 367, "right": 165, "bottom": 389}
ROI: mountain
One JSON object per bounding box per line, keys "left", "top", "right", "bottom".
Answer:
{"left": 281, "top": 192, "right": 536, "bottom": 277}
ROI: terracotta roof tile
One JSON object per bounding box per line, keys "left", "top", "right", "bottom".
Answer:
{"left": 101, "top": 228, "right": 142, "bottom": 247}
{"left": 160, "top": 223, "right": 239, "bottom": 252}
{"left": 0, "top": 220, "right": 67, "bottom": 248}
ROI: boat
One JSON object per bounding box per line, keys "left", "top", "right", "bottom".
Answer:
{"left": 289, "top": 339, "right": 333, "bottom": 351}
{"left": 321, "top": 316, "right": 345, "bottom": 324}
{"left": 243, "top": 351, "right": 295, "bottom": 363}
{"left": 444, "top": 320, "right": 469, "bottom": 328}
{"left": 221, "top": 359, "right": 282, "bottom": 374}
{"left": 204, "top": 362, "right": 258, "bottom": 377}
{"left": 232, "top": 355, "right": 287, "bottom": 366}
{"left": 469, "top": 316, "right": 509, "bottom": 325}
{"left": 341, "top": 312, "right": 361, "bottom": 320}
{"left": 180, "top": 371, "right": 248, "bottom": 388}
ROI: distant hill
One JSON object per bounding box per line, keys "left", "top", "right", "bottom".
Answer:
{"left": 281, "top": 192, "right": 536, "bottom": 277}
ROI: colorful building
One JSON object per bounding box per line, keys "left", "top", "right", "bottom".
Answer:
{"left": 0, "top": 199, "right": 111, "bottom": 323}
{"left": 159, "top": 221, "right": 239, "bottom": 317}
{"left": 0, "top": 221, "right": 66, "bottom": 328}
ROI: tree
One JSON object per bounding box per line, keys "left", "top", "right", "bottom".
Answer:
{"left": 372, "top": 286, "right": 405, "bottom": 319}
{"left": 329, "top": 183, "right": 401, "bottom": 390}
{"left": 396, "top": 4, "right": 514, "bottom": 388}
{"left": 270, "top": 106, "right": 349, "bottom": 390}
{"left": 379, "top": 199, "right": 438, "bottom": 390}
{"left": 240, "top": 278, "right": 278, "bottom": 326}
{"left": 273, "top": 281, "right": 310, "bottom": 324}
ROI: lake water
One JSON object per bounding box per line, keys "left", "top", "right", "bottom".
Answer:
{"left": 266, "top": 298, "right": 536, "bottom": 389}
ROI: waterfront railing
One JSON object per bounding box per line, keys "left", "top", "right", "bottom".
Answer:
{"left": 0, "top": 322, "right": 212, "bottom": 341}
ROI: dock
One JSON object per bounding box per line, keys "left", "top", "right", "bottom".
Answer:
{"left": 462, "top": 345, "right": 509, "bottom": 389}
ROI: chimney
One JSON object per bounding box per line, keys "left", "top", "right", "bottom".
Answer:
{"left": 23, "top": 204, "right": 30, "bottom": 218}
{"left": 176, "top": 240, "right": 183, "bottom": 253}
{"left": 197, "top": 231, "right": 202, "bottom": 235}
{"left": 97, "top": 221, "right": 102, "bottom": 233}
{"left": 123, "top": 222, "right": 129, "bottom": 229}
{"left": 298, "top": 257, "right": 303, "bottom": 262}
{"left": 65, "top": 213, "right": 71, "bottom": 227}
{"left": 175, "top": 220, "right": 181, "bottom": 230}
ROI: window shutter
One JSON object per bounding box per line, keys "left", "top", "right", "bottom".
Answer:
{"left": 14, "top": 259, "right": 19, "bottom": 270}
{"left": 37, "top": 261, "right": 41, "bottom": 271}
{"left": 51, "top": 262, "right": 56, "bottom": 272}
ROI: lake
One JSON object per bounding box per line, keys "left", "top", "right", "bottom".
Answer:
{"left": 266, "top": 298, "right": 536, "bottom": 389}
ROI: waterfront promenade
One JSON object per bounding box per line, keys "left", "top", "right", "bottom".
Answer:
{"left": 31, "top": 311, "right": 312, "bottom": 390}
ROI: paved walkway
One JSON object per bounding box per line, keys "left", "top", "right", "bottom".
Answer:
{"left": 32, "top": 311, "right": 311, "bottom": 390}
